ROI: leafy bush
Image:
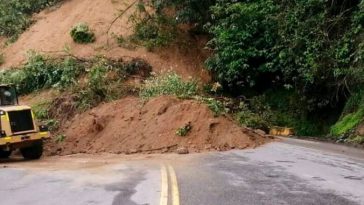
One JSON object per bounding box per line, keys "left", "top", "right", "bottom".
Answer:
{"left": 0, "top": 0, "right": 60, "bottom": 38}
{"left": 70, "top": 23, "right": 95, "bottom": 44}
{"left": 140, "top": 72, "right": 198, "bottom": 99}
{"left": 0, "top": 53, "right": 151, "bottom": 109}
{"left": 32, "top": 101, "right": 51, "bottom": 120}
{"left": 74, "top": 58, "right": 151, "bottom": 110}
{"left": 75, "top": 62, "right": 108, "bottom": 110}
{"left": 152, "top": 0, "right": 215, "bottom": 25}
{"left": 196, "top": 97, "right": 225, "bottom": 116}
{"left": 130, "top": 3, "right": 177, "bottom": 50}
{"left": 206, "top": 0, "right": 364, "bottom": 112}
{"left": 123, "top": 58, "right": 152, "bottom": 78}
{"left": 0, "top": 52, "right": 82, "bottom": 94}
{"left": 44, "top": 119, "right": 59, "bottom": 131}
{"left": 235, "top": 102, "right": 271, "bottom": 131}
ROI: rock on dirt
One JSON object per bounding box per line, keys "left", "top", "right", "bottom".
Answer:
{"left": 48, "top": 96, "right": 273, "bottom": 155}
{"left": 176, "top": 147, "right": 189, "bottom": 154}
{"left": 254, "top": 129, "right": 267, "bottom": 136}
{"left": 356, "top": 122, "right": 364, "bottom": 136}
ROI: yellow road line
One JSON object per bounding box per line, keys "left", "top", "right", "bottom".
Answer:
{"left": 160, "top": 165, "right": 169, "bottom": 205}
{"left": 168, "top": 165, "right": 180, "bottom": 205}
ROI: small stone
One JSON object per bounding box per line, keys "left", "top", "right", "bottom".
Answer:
{"left": 356, "top": 123, "right": 364, "bottom": 136}
{"left": 176, "top": 147, "right": 189, "bottom": 154}
{"left": 204, "top": 144, "right": 212, "bottom": 150}
{"left": 126, "top": 149, "right": 138, "bottom": 154}
{"left": 255, "top": 129, "right": 266, "bottom": 135}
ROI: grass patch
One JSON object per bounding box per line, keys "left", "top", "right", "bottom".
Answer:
{"left": 140, "top": 72, "right": 198, "bottom": 99}
{"left": 330, "top": 108, "right": 364, "bottom": 136}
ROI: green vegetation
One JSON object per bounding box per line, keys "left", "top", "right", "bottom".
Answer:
{"left": 0, "top": 52, "right": 151, "bottom": 111}
{"left": 32, "top": 101, "right": 60, "bottom": 131}
{"left": 235, "top": 102, "right": 271, "bottom": 131}
{"left": 0, "top": 52, "right": 82, "bottom": 94}
{"left": 176, "top": 122, "right": 192, "bottom": 137}
{"left": 196, "top": 97, "right": 225, "bottom": 117}
{"left": 1, "top": 0, "right": 363, "bottom": 144}
{"left": 129, "top": 2, "right": 177, "bottom": 50}
{"left": 330, "top": 90, "right": 364, "bottom": 138}
{"left": 206, "top": 0, "right": 364, "bottom": 112}
{"left": 32, "top": 101, "right": 51, "bottom": 120}
{"left": 0, "top": 54, "right": 4, "bottom": 66}
{"left": 54, "top": 134, "right": 66, "bottom": 143}
{"left": 140, "top": 72, "right": 198, "bottom": 99}
{"left": 70, "top": 23, "right": 95, "bottom": 44}
{"left": 135, "top": 0, "right": 364, "bottom": 142}
{"left": 331, "top": 108, "right": 364, "bottom": 136}
{"left": 0, "top": 0, "right": 60, "bottom": 39}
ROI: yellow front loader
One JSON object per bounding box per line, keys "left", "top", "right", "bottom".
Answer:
{"left": 0, "top": 84, "right": 49, "bottom": 159}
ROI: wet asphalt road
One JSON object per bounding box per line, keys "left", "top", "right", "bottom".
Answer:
{"left": 1, "top": 138, "right": 364, "bottom": 205}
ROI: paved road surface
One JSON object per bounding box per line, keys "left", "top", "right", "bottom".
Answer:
{"left": 1, "top": 138, "right": 364, "bottom": 205}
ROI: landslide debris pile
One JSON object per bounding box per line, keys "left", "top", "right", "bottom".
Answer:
{"left": 51, "top": 96, "right": 271, "bottom": 155}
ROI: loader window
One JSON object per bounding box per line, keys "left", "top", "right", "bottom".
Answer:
{"left": 0, "top": 87, "right": 18, "bottom": 106}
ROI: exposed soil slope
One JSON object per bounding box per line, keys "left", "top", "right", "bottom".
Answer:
{"left": 1, "top": 0, "right": 209, "bottom": 80}
{"left": 51, "top": 96, "right": 272, "bottom": 155}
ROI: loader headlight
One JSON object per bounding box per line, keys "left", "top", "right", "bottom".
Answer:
{"left": 0, "top": 130, "right": 6, "bottom": 138}
{"left": 39, "top": 125, "right": 49, "bottom": 132}
{"left": 0, "top": 110, "right": 5, "bottom": 115}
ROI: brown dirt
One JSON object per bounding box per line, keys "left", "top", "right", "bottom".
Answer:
{"left": 49, "top": 96, "right": 273, "bottom": 155}
{"left": 0, "top": 0, "right": 210, "bottom": 81}
{"left": 19, "top": 89, "right": 60, "bottom": 106}
{"left": 356, "top": 123, "right": 364, "bottom": 136}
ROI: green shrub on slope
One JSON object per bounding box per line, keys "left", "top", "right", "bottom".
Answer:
{"left": 0, "top": 0, "right": 60, "bottom": 38}
{"left": 70, "top": 23, "right": 95, "bottom": 44}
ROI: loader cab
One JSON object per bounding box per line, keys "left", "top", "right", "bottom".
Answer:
{"left": 0, "top": 85, "right": 18, "bottom": 106}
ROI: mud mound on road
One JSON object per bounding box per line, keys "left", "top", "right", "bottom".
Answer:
{"left": 51, "top": 96, "right": 272, "bottom": 155}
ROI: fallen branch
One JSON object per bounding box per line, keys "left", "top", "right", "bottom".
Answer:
{"left": 106, "top": 0, "right": 138, "bottom": 45}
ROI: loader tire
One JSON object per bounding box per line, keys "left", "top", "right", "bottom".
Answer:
{"left": 0, "top": 150, "right": 11, "bottom": 158}
{"left": 21, "top": 141, "right": 43, "bottom": 160}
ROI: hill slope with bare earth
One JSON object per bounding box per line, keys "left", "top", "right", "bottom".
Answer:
{"left": 0, "top": 0, "right": 273, "bottom": 155}
{"left": 1, "top": 0, "right": 209, "bottom": 80}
